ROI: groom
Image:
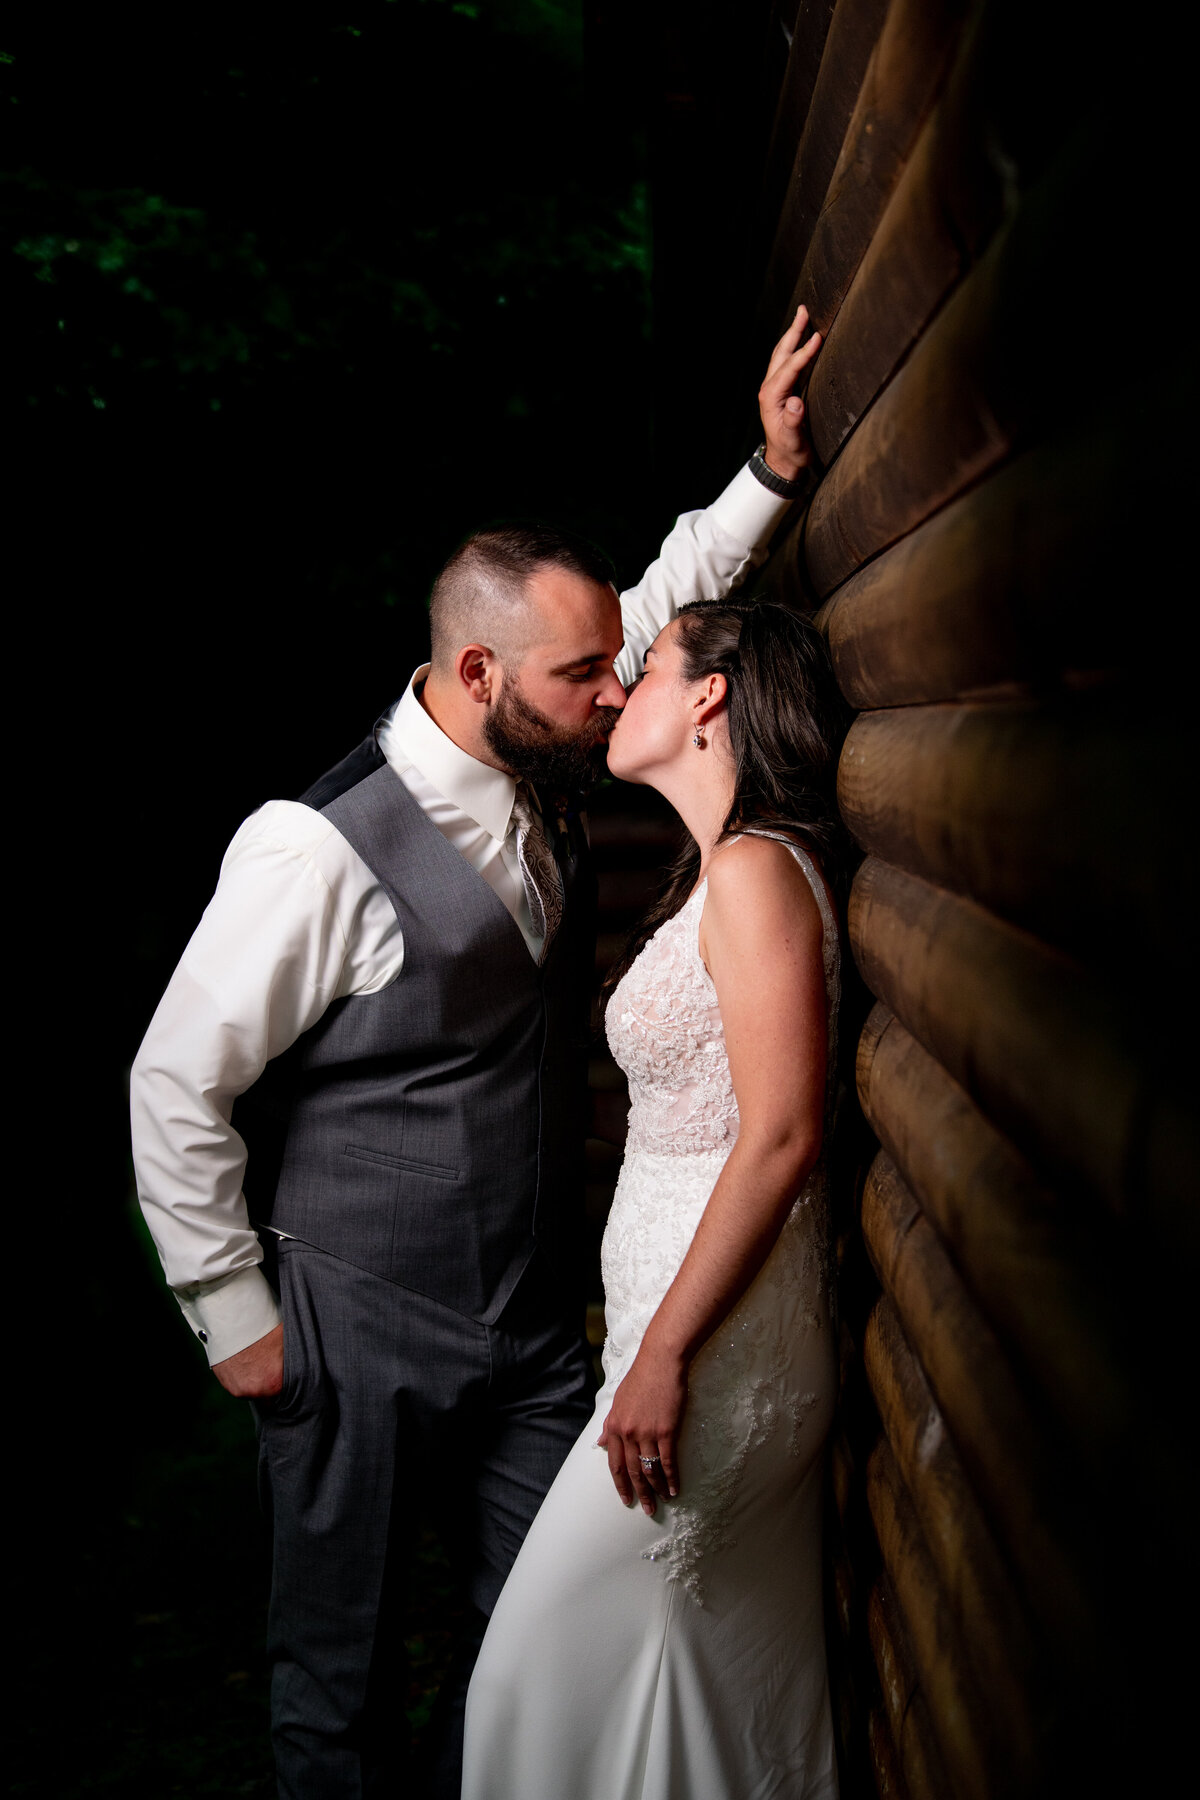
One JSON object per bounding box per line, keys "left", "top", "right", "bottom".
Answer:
{"left": 129, "top": 313, "right": 820, "bottom": 1796}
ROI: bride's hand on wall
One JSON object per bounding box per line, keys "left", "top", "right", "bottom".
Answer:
{"left": 597, "top": 1347, "right": 686, "bottom": 1516}
{"left": 758, "top": 303, "right": 823, "bottom": 481}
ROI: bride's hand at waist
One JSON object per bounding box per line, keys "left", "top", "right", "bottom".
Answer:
{"left": 597, "top": 1337, "right": 686, "bottom": 1516}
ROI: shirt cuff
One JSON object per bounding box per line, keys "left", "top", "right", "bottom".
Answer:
{"left": 709, "top": 462, "right": 797, "bottom": 552}
{"left": 176, "top": 1265, "right": 283, "bottom": 1367}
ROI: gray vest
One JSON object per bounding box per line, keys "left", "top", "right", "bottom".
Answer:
{"left": 235, "top": 733, "right": 596, "bottom": 1323}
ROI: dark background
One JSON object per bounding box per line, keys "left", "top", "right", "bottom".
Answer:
{"left": 6, "top": 3, "right": 785, "bottom": 1790}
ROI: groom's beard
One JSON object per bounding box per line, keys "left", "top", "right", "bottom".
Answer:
{"left": 482, "top": 676, "right": 622, "bottom": 794}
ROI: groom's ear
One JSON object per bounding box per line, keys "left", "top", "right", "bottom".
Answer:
{"left": 456, "top": 643, "right": 499, "bottom": 703}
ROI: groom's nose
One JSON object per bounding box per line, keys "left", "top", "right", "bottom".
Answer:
{"left": 595, "top": 666, "right": 628, "bottom": 710}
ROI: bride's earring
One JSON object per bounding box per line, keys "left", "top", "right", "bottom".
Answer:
{"left": 693, "top": 728, "right": 705, "bottom": 749}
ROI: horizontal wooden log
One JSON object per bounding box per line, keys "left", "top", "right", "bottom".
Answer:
{"left": 785, "top": 0, "right": 972, "bottom": 334}
{"left": 868, "top": 1705, "right": 909, "bottom": 1800}
{"left": 830, "top": 1421, "right": 856, "bottom": 1527}
{"left": 867, "top": 1577, "right": 955, "bottom": 1800}
{"left": 862, "top": 1153, "right": 1100, "bottom": 1664}
{"left": 759, "top": 0, "right": 838, "bottom": 248}
{"left": 803, "top": 0, "right": 1009, "bottom": 466}
{"left": 803, "top": 119, "right": 1112, "bottom": 597}
{"left": 830, "top": 1525, "right": 856, "bottom": 1650}
{"left": 849, "top": 857, "right": 1197, "bottom": 1256}
{"left": 837, "top": 699, "right": 1189, "bottom": 975}
{"left": 867, "top": 1436, "right": 995, "bottom": 1799}
{"left": 760, "top": 0, "right": 890, "bottom": 327}
{"left": 856, "top": 1005, "right": 1136, "bottom": 1468}
{"left": 859, "top": 1006, "right": 1199, "bottom": 1599}
{"left": 803, "top": 0, "right": 1115, "bottom": 472}
{"left": 864, "top": 1297, "right": 1040, "bottom": 1779}
{"left": 814, "top": 427, "right": 1125, "bottom": 703}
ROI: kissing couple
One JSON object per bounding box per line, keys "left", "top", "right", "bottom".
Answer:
{"left": 132, "top": 305, "right": 845, "bottom": 1799}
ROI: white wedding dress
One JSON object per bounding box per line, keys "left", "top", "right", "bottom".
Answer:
{"left": 462, "top": 836, "right": 840, "bottom": 1800}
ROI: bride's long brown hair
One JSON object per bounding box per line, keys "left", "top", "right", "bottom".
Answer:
{"left": 602, "top": 597, "right": 852, "bottom": 1004}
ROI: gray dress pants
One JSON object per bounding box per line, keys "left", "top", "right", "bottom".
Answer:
{"left": 257, "top": 1237, "right": 594, "bottom": 1799}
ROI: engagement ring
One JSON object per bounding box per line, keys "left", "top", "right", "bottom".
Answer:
{"left": 639, "top": 1454, "right": 661, "bottom": 1469}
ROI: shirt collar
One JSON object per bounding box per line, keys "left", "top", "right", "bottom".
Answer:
{"left": 383, "top": 666, "right": 519, "bottom": 843}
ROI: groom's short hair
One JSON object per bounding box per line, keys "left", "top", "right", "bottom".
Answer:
{"left": 429, "top": 521, "right": 615, "bottom": 672}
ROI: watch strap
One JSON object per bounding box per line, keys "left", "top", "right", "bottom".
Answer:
{"left": 748, "top": 443, "right": 804, "bottom": 497}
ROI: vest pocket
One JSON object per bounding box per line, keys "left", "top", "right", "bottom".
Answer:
{"left": 340, "top": 1140, "right": 479, "bottom": 1311}
{"left": 344, "top": 1142, "right": 460, "bottom": 1181}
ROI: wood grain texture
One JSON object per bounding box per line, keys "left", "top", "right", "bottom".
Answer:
{"left": 803, "top": 0, "right": 1097, "bottom": 469}
{"left": 866, "top": 1435, "right": 995, "bottom": 1800}
{"left": 760, "top": 0, "right": 890, "bottom": 327}
{"left": 856, "top": 1004, "right": 1137, "bottom": 1470}
{"left": 848, "top": 857, "right": 1197, "bottom": 1252}
{"left": 864, "top": 1297, "right": 1040, "bottom": 1781}
{"left": 760, "top": 0, "right": 839, "bottom": 242}
{"left": 786, "top": 0, "right": 973, "bottom": 334}
{"left": 830, "top": 1421, "right": 857, "bottom": 1526}
{"left": 813, "top": 429, "right": 1124, "bottom": 704}
{"left": 862, "top": 1153, "right": 1097, "bottom": 1661}
{"left": 802, "top": 123, "right": 1105, "bottom": 596}
{"left": 867, "top": 1578, "right": 955, "bottom": 1800}
{"left": 829, "top": 1510, "right": 856, "bottom": 1648}
{"left": 803, "top": 0, "right": 1006, "bottom": 466}
{"left": 837, "top": 699, "right": 1188, "bottom": 974}
{"left": 868, "top": 1706, "right": 910, "bottom": 1800}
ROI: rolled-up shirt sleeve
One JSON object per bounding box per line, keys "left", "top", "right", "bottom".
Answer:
{"left": 615, "top": 463, "right": 796, "bottom": 687}
{"left": 130, "top": 800, "right": 403, "bottom": 1365}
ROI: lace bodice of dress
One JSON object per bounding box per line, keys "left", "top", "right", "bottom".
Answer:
{"left": 605, "top": 833, "right": 839, "bottom": 1154}
{"left": 605, "top": 883, "right": 734, "bottom": 1157}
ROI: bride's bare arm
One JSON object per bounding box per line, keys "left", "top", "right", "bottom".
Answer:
{"left": 598, "top": 835, "right": 828, "bottom": 1513}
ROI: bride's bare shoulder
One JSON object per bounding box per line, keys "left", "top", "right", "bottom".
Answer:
{"left": 704, "top": 834, "right": 823, "bottom": 933}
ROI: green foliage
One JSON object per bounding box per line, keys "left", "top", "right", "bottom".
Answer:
{"left": 5, "top": 3, "right": 649, "bottom": 424}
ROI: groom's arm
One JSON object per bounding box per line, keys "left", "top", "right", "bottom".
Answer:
{"left": 614, "top": 470, "right": 793, "bottom": 687}
{"left": 615, "top": 306, "right": 822, "bottom": 688}
{"left": 130, "top": 802, "right": 402, "bottom": 1391}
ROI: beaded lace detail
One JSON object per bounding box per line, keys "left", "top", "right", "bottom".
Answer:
{"left": 608, "top": 883, "right": 738, "bottom": 1159}
{"left": 601, "top": 833, "right": 839, "bottom": 1602}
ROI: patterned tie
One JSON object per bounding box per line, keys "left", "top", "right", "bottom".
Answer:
{"left": 510, "top": 783, "right": 564, "bottom": 964}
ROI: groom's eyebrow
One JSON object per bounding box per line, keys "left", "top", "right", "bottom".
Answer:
{"left": 550, "top": 650, "right": 607, "bottom": 673}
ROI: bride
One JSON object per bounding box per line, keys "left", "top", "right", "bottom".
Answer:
{"left": 461, "top": 582, "right": 847, "bottom": 1798}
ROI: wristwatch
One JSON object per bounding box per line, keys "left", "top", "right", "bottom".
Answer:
{"left": 748, "top": 443, "right": 804, "bottom": 497}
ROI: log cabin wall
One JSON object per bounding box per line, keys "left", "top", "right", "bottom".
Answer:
{"left": 749, "top": 2, "right": 1195, "bottom": 1794}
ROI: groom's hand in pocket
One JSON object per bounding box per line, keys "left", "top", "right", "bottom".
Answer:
{"left": 597, "top": 1349, "right": 685, "bottom": 1516}
{"left": 212, "top": 1323, "right": 285, "bottom": 1399}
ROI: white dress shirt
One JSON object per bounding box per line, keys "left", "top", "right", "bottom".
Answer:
{"left": 130, "top": 465, "right": 793, "bottom": 1363}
